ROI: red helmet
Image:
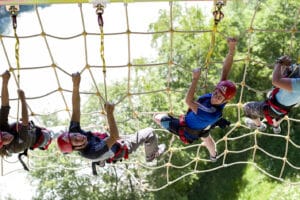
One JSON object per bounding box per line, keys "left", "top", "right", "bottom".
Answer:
{"left": 0, "top": 132, "right": 3, "bottom": 149}
{"left": 57, "top": 132, "right": 73, "bottom": 153}
{"left": 215, "top": 80, "right": 237, "bottom": 100}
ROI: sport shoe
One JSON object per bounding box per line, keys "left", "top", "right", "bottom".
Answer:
{"left": 210, "top": 152, "right": 218, "bottom": 162}
{"left": 273, "top": 126, "right": 281, "bottom": 134}
{"left": 146, "top": 144, "right": 166, "bottom": 162}
{"left": 245, "top": 118, "right": 267, "bottom": 132}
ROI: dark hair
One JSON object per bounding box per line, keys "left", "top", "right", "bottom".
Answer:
{"left": 286, "top": 64, "right": 300, "bottom": 78}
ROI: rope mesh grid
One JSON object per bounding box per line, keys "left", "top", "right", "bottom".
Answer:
{"left": 0, "top": 0, "right": 300, "bottom": 191}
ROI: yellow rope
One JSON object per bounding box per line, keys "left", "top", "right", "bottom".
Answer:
{"left": 96, "top": 4, "right": 108, "bottom": 103}
{"left": 100, "top": 27, "right": 107, "bottom": 100}
{"left": 7, "top": 5, "right": 21, "bottom": 133}
{"left": 203, "top": 25, "right": 217, "bottom": 69}
{"left": 13, "top": 29, "right": 20, "bottom": 89}
{"left": 13, "top": 28, "right": 21, "bottom": 133}
{"left": 168, "top": 1, "right": 174, "bottom": 116}
{"left": 2, "top": 1, "right": 300, "bottom": 191}
{"left": 202, "top": 1, "right": 224, "bottom": 92}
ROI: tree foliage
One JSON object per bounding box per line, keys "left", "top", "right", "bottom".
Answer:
{"left": 28, "top": 0, "right": 300, "bottom": 199}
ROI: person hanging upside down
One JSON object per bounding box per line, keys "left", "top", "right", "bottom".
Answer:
{"left": 154, "top": 37, "right": 237, "bottom": 162}
{"left": 57, "top": 72, "right": 166, "bottom": 164}
{"left": 0, "top": 70, "right": 52, "bottom": 158}
{"left": 244, "top": 55, "right": 300, "bottom": 134}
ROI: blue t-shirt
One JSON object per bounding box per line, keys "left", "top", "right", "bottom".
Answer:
{"left": 276, "top": 78, "right": 300, "bottom": 106}
{"left": 69, "top": 122, "right": 109, "bottom": 160}
{"left": 184, "top": 94, "right": 225, "bottom": 140}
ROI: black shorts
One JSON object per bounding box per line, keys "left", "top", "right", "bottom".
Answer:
{"left": 0, "top": 106, "right": 10, "bottom": 131}
{"left": 161, "top": 115, "right": 209, "bottom": 140}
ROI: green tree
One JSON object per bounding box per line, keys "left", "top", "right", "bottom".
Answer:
{"left": 28, "top": 1, "right": 300, "bottom": 199}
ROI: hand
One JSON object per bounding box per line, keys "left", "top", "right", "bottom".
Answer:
{"left": 227, "top": 37, "right": 237, "bottom": 52}
{"left": 17, "top": 89, "right": 25, "bottom": 100}
{"left": 72, "top": 72, "right": 81, "bottom": 86}
{"left": 105, "top": 102, "right": 115, "bottom": 114}
{"left": 216, "top": 118, "right": 231, "bottom": 129}
{"left": 192, "top": 68, "right": 201, "bottom": 80}
{"left": 2, "top": 70, "right": 10, "bottom": 82}
{"left": 276, "top": 55, "right": 292, "bottom": 66}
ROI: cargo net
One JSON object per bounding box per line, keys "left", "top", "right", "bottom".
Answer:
{"left": 1, "top": 0, "right": 300, "bottom": 192}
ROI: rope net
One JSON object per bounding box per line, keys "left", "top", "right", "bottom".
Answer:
{"left": 1, "top": 0, "right": 300, "bottom": 191}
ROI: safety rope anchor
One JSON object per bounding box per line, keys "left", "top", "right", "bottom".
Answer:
{"left": 213, "top": 1, "right": 225, "bottom": 25}
{"left": 6, "top": 5, "right": 19, "bottom": 29}
{"left": 95, "top": 4, "right": 105, "bottom": 27}
{"left": 216, "top": 0, "right": 225, "bottom": 9}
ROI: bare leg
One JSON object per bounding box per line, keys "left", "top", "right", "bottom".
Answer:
{"left": 1, "top": 71, "right": 10, "bottom": 107}
{"left": 71, "top": 72, "right": 81, "bottom": 123}
{"left": 272, "top": 119, "right": 279, "bottom": 128}
{"left": 105, "top": 103, "right": 119, "bottom": 148}
{"left": 272, "top": 119, "right": 281, "bottom": 134}
{"left": 201, "top": 135, "right": 217, "bottom": 158}
{"left": 153, "top": 113, "right": 169, "bottom": 127}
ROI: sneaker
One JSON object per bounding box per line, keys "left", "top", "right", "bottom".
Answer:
{"left": 210, "top": 152, "right": 218, "bottom": 162}
{"left": 146, "top": 144, "right": 166, "bottom": 162}
{"left": 245, "top": 118, "right": 267, "bottom": 131}
{"left": 273, "top": 126, "right": 281, "bottom": 134}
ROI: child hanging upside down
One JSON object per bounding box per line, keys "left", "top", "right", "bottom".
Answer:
{"left": 57, "top": 72, "right": 166, "bottom": 165}
{"left": 0, "top": 70, "right": 52, "bottom": 158}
